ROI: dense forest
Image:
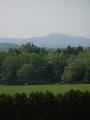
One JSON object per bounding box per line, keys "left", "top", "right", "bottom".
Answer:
{"left": 0, "top": 43, "right": 90, "bottom": 85}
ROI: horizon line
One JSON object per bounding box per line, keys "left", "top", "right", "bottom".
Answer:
{"left": 0, "top": 33, "right": 90, "bottom": 39}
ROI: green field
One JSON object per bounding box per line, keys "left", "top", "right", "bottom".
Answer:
{"left": 0, "top": 84, "right": 90, "bottom": 95}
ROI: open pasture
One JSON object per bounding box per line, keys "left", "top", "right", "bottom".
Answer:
{"left": 0, "top": 84, "right": 90, "bottom": 95}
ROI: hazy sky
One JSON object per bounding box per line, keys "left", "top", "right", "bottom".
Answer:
{"left": 0, "top": 0, "right": 90, "bottom": 38}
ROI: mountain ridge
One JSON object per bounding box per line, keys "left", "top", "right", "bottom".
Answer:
{"left": 0, "top": 43, "right": 20, "bottom": 51}
{"left": 0, "top": 33, "right": 90, "bottom": 48}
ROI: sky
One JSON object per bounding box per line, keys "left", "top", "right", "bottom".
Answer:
{"left": 0, "top": 0, "right": 90, "bottom": 38}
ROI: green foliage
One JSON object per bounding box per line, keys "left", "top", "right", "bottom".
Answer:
{"left": 1, "top": 55, "right": 19, "bottom": 84}
{"left": 0, "top": 90, "right": 90, "bottom": 120}
{"left": 0, "top": 43, "right": 90, "bottom": 84}
{"left": 17, "top": 64, "right": 34, "bottom": 82}
{"left": 62, "top": 60, "right": 86, "bottom": 83}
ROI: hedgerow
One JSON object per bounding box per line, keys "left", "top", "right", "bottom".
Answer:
{"left": 0, "top": 90, "right": 90, "bottom": 120}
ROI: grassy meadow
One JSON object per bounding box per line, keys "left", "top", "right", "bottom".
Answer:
{"left": 0, "top": 84, "right": 90, "bottom": 95}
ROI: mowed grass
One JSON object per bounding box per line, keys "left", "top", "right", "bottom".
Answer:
{"left": 0, "top": 84, "right": 90, "bottom": 95}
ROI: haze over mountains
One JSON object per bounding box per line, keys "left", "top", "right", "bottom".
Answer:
{"left": 0, "top": 33, "right": 90, "bottom": 50}
{"left": 0, "top": 43, "right": 20, "bottom": 51}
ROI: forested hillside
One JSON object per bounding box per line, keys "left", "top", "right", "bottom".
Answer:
{"left": 0, "top": 43, "right": 90, "bottom": 85}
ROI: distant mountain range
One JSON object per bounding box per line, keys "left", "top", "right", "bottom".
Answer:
{"left": 0, "top": 33, "right": 90, "bottom": 50}
{"left": 0, "top": 43, "right": 20, "bottom": 51}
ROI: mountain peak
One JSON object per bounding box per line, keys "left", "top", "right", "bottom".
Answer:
{"left": 48, "top": 33, "right": 64, "bottom": 37}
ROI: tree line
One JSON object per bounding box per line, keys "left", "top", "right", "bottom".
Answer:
{"left": 0, "top": 43, "right": 90, "bottom": 84}
{"left": 0, "top": 90, "right": 90, "bottom": 120}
